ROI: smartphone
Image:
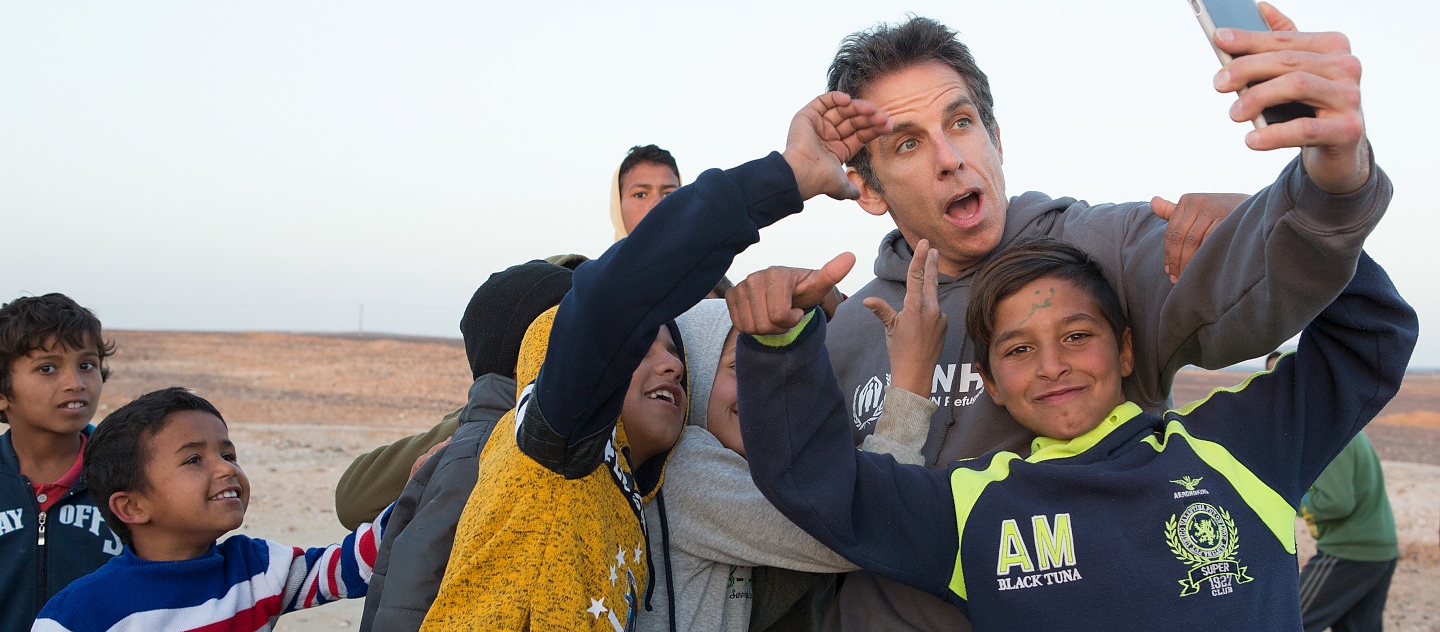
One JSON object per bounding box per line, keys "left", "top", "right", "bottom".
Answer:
{"left": 1188, "top": 0, "right": 1316, "bottom": 128}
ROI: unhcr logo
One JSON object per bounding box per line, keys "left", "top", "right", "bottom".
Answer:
{"left": 852, "top": 375, "right": 888, "bottom": 431}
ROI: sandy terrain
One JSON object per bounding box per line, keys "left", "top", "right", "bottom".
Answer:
{"left": 92, "top": 331, "right": 1439, "bottom": 631}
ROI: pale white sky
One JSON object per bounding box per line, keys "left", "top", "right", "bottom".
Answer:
{"left": 3, "top": 0, "right": 1436, "bottom": 367}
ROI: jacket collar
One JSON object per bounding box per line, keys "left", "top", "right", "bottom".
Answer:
{"left": 1027, "top": 402, "right": 1144, "bottom": 463}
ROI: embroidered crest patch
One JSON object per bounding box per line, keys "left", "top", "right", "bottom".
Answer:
{"left": 1164, "top": 502, "right": 1253, "bottom": 597}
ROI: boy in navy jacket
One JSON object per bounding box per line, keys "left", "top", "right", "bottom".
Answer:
{"left": 0, "top": 294, "right": 122, "bottom": 631}
{"left": 734, "top": 237, "right": 1416, "bottom": 630}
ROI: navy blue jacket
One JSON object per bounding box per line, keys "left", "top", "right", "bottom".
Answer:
{"left": 517, "top": 152, "right": 802, "bottom": 479}
{"left": 737, "top": 254, "right": 1416, "bottom": 630}
{"left": 1, "top": 426, "right": 123, "bottom": 631}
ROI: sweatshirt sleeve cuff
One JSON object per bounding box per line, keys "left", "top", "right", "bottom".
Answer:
{"left": 723, "top": 152, "right": 804, "bottom": 230}
{"left": 1289, "top": 142, "right": 1390, "bottom": 235}
{"left": 749, "top": 309, "right": 818, "bottom": 348}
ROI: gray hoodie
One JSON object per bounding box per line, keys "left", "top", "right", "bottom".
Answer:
{"left": 823, "top": 155, "right": 1391, "bottom": 631}
{"left": 640, "top": 300, "right": 932, "bottom": 632}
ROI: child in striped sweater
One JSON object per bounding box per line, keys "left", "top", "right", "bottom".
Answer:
{"left": 32, "top": 387, "right": 391, "bottom": 632}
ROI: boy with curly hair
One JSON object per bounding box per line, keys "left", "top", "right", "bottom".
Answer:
{"left": 0, "top": 293, "right": 122, "bottom": 631}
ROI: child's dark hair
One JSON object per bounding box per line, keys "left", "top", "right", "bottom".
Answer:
{"left": 618, "top": 144, "right": 680, "bottom": 188}
{"left": 85, "top": 387, "right": 225, "bottom": 548}
{"left": 965, "top": 237, "right": 1129, "bottom": 378}
{"left": 0, "top": 293, "right": 115, "bottom": 423}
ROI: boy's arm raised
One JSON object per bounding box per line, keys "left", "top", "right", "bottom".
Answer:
{"left": 519, "top": 93, "right": 888, "bottom": 477}
{"left": 859, "top": 240, "right": 945, "bottom": 462}
{"left": 1175, "top": 253, "right": 1416, "bottom": 505}
{"left": 280, "top": 503, "right": 395, "bottom": 612}
{"left": 734, "top": 255, "right": 967, "bottom": 607}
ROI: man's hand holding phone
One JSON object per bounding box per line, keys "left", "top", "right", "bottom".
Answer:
{"left": 1209, "top": 2, "right": 1369, "bottom": 194}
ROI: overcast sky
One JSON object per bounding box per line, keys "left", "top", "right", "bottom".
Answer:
{"left": 3, "top": 0, "right": 1436, "bottom": 368}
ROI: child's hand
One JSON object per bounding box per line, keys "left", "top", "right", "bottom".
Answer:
{"left": 783, "top": 91, "right": 891, "bottom": 201}
{"left": 410, "top": 437, "right": 452, "bottom": 480}
{"left": 1150, "top": 192, "right": 1247, "bottom": 283}
{"left": 863, "top": 240, "right": 945, "bottom": 397}
{"left": 728, "top": 252, "right": 855, "bottom": 335}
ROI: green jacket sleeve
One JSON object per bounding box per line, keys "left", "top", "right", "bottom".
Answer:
{"left": 1300, "top": 437, "right": 1359, "bottom": 532}
{"left": 334, "top": 407, "right": 462, "bottom": 530}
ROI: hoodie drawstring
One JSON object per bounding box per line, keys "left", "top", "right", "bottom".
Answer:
{"left": 657, "top": 490, "right": 678, "bottom": 632}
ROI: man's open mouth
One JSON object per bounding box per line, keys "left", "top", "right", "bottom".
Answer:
{"left": 945, "top": 191, "right": 980, "bottom": 221}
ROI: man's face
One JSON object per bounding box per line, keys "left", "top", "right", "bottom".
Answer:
{"left": 130, "top": 410, "right": 250, "bottom": 559}
{"left": 619, "top": 162, "right": 680, "bottom": 233}
{"left": 980, "top": 276, "right": 1133, "bottom": 440}
{"left": 621, "top": 326, "right": 686, "bottom": 466}
{"left": 851, "top": 60, "right": 1008, "bottom": 277}
{"left": 0, "top": 337, "right": 103, "bottom": 434}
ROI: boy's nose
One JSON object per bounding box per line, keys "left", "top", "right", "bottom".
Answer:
{"left": 61, "top": 367, "right": 87, "bottom": 391}
{"left": 214, "top": 460, "right": 242, "bottom": 478}
{"left": 1035, "top": 346, "right": 1070, "bottom": 380}
{"left": 656, "top": 352, "right": 683, "bottom": 376}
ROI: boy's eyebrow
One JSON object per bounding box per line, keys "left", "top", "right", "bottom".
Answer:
{"left": 991, "top": 312, "right": 1105, "bottom": 348}
{"left": 991, "top": 328, "right": 1025, "bottom": 348}
{"left": 173, "top": 439, "right": 235, "bottom": 453}
{"left": 24, "top": 345, "right": 101, "bottom": 360}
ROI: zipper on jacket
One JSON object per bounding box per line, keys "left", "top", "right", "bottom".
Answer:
{"left": 35, "top": 508, "right": 49, "bottom": 613}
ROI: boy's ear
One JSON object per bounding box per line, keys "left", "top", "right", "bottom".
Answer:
{"left": 1119, "top": 328, "right": 1135, "bottom": 378}
{"left": 979, "top": 367, "right": 1007, "bottom": 407}
{"left": 108, "top": 491, "right": 152, "bottom": 528}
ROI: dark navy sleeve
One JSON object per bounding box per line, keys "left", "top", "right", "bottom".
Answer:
{"left": 1177, "top": 253, "right": 1417, "bottom": 504}
{"left": 738, "top": 313, "right": 965, "bottom": 604}
{"left": 521, "top": 152, "right": 803, "bottom": 477}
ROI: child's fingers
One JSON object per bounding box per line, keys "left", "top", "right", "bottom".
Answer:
{"left": 903, "top": 240, "right": 931, "bottom": 313}
{"left": 863, "top": 297, "right": 898, "bottom": 330}
{"left": 801, "top": 252, "right": 857, "bottom": 300}
{"left": 922, "top": 249, "right": 940, "bottom": 310}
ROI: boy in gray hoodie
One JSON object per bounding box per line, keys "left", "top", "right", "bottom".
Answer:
{"left": 642, "top": 242, "right": 946, "bottom": 632}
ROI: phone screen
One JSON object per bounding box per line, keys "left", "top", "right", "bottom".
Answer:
{"left": 1198, "top": 0, "right": 1268, "bottom": 31}
{"left": 1190, "top": 0, "right": 1317, "bottom": 126}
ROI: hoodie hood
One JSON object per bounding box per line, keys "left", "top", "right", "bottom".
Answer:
{"left": 611, "top": 163, "right": 629, "bottom": 242}
{"left": 509, "top": 306, "right": 684, "bottom": 501}
{"left": 673, "top": 299, "right": 733, "bottom": 431}
{"left": 872, "top": 190, "right": 1077, "bottom": 283}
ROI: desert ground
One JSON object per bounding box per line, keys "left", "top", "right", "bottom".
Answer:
{"left": 91, "top": 330, "right": 1439, "bottom": 631}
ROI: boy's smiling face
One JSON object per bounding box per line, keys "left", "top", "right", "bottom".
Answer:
{"left": 621, "top": 326, "right": 686, "bottom": 466}
{"left": 980, "top": 276, "right": 1133, "bottom": 440}
{"left": 706, "top": 329, "right": 742, "bottom": 456}
{"left": 0, "top": 337, "right": 102, "bottom": 435}
{"left": 126, "top": 410, "right": 250, "bottom": 560}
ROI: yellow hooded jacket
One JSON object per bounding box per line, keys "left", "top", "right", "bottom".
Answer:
{"left": 422, "top": 306, "right": 677, "bottom": 631}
